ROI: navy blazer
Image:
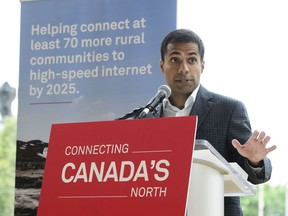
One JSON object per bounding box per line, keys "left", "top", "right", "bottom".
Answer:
{"left": 154, "top": 85, "right": 272, "bottom": 216}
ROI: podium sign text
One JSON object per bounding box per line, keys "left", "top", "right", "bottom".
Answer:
{"left": 37, "top": 116, "right": 197, "bottom": 216}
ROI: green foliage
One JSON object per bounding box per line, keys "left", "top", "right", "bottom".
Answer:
{"left": 241, "top": 190, "right": 259, "bottom": 216}
{"left": 264, "top": 184, "right": 285, "bottom": 216}
{"left": 241, "top": 184, "right": 286, "bottom": 216}
{"left": 0, "top": 117, "right": 17, "bottom": 216}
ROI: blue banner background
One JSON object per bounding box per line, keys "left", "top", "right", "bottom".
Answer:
{"left": 15, "top": 0, "right": 176, "bottom": 214}
{"left": 18, "top": 0, "right": 176, "bottom": 142}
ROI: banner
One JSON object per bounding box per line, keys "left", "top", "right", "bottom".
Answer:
{"left": 15, "top": 0, "right": 176, "bottom": 215}
{"left": 37, "top": 117, "right": 197, "bottom": 216}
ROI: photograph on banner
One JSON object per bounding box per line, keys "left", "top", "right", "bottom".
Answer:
{"left": 15, "top": 0, "right": 176, "bottom": 214}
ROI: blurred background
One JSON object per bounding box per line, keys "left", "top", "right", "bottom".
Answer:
{"left": 1, "top": 0, "right": 287, "bottom": 215}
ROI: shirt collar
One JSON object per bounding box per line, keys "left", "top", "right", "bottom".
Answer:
{"left": 163, "top": 85, "right": 200, "bottom": 117}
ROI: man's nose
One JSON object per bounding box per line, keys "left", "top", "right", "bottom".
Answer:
{"left": 178, "top": 61, "right": 189, "bottom": 74}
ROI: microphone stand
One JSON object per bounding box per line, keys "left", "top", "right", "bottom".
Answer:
{"left": 116, "top": 105, "right": 159, "bottom": 120}
{"left": 115, "top": 107, "right": 145, "bottom": 120}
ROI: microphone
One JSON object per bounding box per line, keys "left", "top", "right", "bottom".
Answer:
{"left": 137, "top": 85, "right": 171, "bottom": 118}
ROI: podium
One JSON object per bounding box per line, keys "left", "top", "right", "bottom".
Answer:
{"left": 187, "top": 139, "right": 256, "bottom": 216}
{"left": 37, "top": 117, "right": 256, "bottom": 216}
{"left": 38, "top": 116, "right": 198, "bottom": 216}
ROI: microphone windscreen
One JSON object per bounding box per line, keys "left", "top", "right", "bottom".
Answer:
{"left": 158, "top": 85, "right": 171, "bottom": 98}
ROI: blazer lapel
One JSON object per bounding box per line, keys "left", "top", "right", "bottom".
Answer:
{"left": 156, "top": 85, "right": 213, "bottom": 128}
{"left": 190, "top": 85, "right": 213, "bottom": 128}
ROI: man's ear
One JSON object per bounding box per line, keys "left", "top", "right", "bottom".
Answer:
{"left": 160, "top": 60, "right": 164, "bottom": 73}
{"left": 201, "top": 60, "right": 205, "bottom": 73}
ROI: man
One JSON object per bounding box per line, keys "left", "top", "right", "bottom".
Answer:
{"left": 155, "top": 29, "right": 276, "bottom": 215}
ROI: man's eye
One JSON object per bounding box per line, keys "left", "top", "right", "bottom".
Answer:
{"left": 188, "top": 58, "right": 196, "bottom": 63}
{"left": 171, "top": 58, "right": 179, "bottom": 63}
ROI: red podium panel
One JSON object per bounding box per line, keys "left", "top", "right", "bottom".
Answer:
{"left": 37, "top": 116, "right": 197, "bottom": 216}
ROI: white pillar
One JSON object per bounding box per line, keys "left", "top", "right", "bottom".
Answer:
{"left": 285, "top": 182, "right": 288, "bottom": 216}
{"left": 258, "top": 184, "right": 264, "bottom": 216}
{"left": 187, "top": 162, "right": 224, "bottom": 216}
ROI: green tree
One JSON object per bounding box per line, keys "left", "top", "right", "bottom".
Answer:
{"left": 0, "top": 117, "right": 17, "bottom": 216}
{"left": 264, "top": 184, "right": 285, "bottom": 216}
{"left": 241, "top": 184, "right": 285, "bottom": 216}
{"left": 241, "top": 189, "right": 258, "bottom": 216}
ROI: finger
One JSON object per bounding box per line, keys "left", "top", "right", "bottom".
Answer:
{"left": 249, "top": 130, "right": 260, "bottom": 142}
{"left": 231, "top": 139, "right": 242, "bottom": 149}
{"left": 261, "top": 135, "right": 271, "bottom": 145}
{"left": 257, "top": 131, "right": 266, "bottom": 143}
{"left": 267, "top": 145, "right": 277, "bottom": 153}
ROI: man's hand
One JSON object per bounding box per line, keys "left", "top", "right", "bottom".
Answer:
{"left": 231, "top": 130, "right": 277, "bottom": 166}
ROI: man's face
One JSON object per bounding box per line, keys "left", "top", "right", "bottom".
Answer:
{"left": 160, "top": 42, "right": 204, "bottom": 100}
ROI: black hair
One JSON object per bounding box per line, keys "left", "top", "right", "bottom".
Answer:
{"left": 160, "top": 29, "right": 205, "bottom": 61}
